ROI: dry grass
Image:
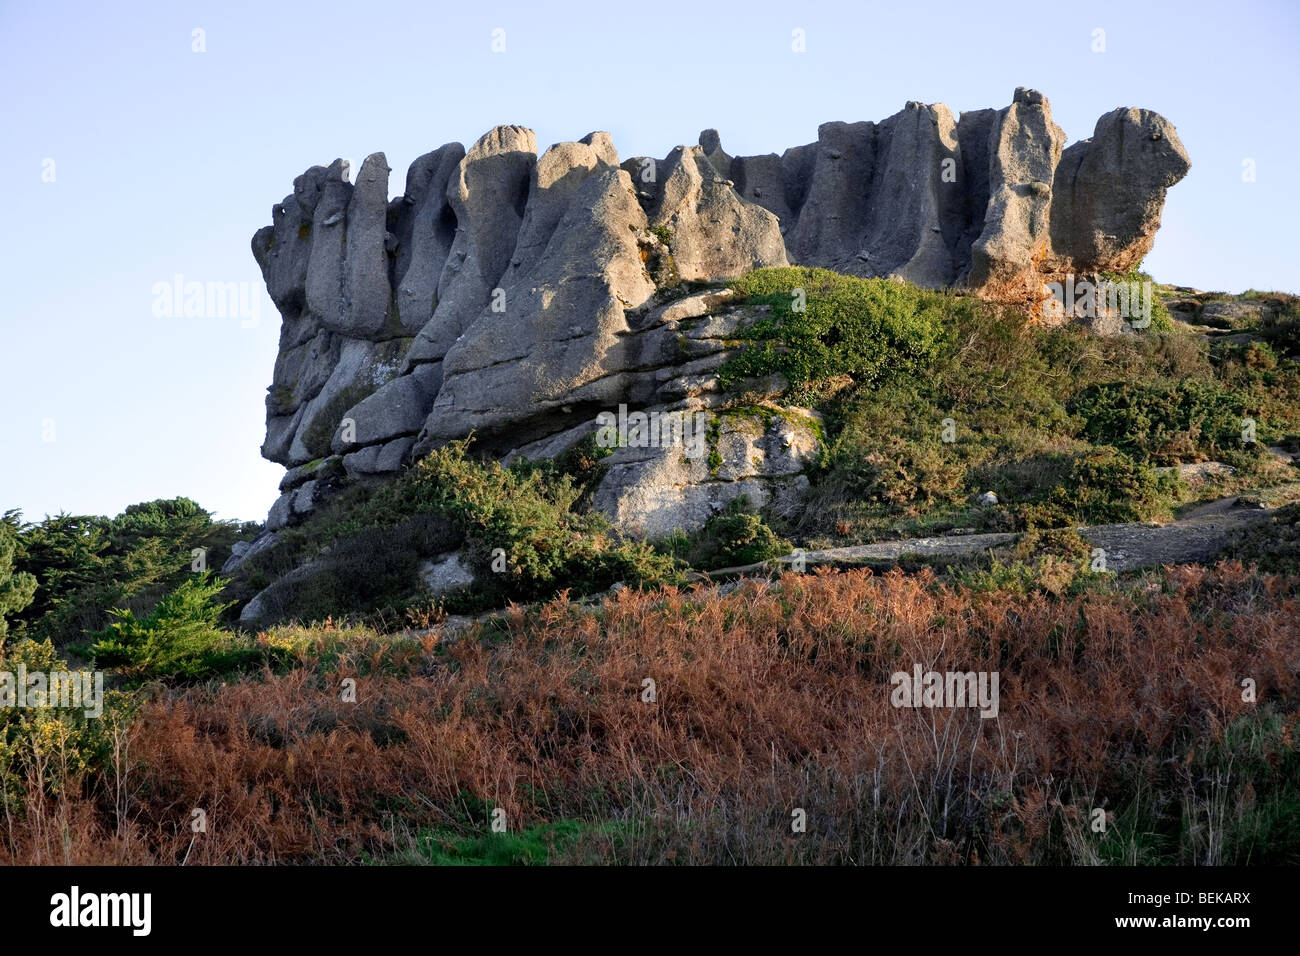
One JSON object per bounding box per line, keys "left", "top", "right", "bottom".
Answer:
{"left": 3, "top": 563, "right": 1298, "bottom": 865}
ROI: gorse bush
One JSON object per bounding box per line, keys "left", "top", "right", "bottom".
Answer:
{"left": 392, "top": 443, "right": 678, "bottom": 606}
{"left": 1098, "top": 266, "right": 1174, "bottom": 332}
{"left": 1220, "top": 503, "right": 1300, "bottom": 573}
{"left": 716, "top": 267, "right": 1299, "bottom": 547}
{"left": 237, "top": 439, "right": 679, "bottom": 619}
{"left": 951, "top": 527, "right": 1103, "bottom": 597}
{"left": 1215, "top": 340, "right": 1300, "bottom": 452}
{"left": 659, "top": 496, "right": 791, "bottom": 570}
{"left": 721, "top": 267, "right": 954, "bottom": 392}
{"left": 0, "top": 636, "right": 133, "bottom": 810}
{"left": 1020, "top": 447, "right": 1181, "bottom": 527}
{"left": 1258, "top": 299, "right": 1300, "bottom": 358}
{"left": 835, "top": 434, "right": 969, "bottom": 514}
{"left": 1070, "top": 379, "right": 1253, "bottom": 465}
{"left": 786, "top": 304, "right": 1192, "bottom": 542}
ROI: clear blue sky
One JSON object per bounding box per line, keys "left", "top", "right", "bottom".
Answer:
{"left": 3, "top": 0, "right": 1297, "bottom": 525}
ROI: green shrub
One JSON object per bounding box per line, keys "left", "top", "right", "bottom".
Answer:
{"left": 950, "top": 528, "right": 1105, "bottom": 597}
{"left": 1098, "top": 266, "right": 1174, "bottom": 332}
{"left": 1259, "top": 300, "right": 1300, "bottom": 358}
{"left": 835, "top": 437, "right": 968, "bottom": 514}
{"left": 76, "top": 573, "right": 273, "bottom": 682}
{"left": 950, "top": 555, "right": 1092, "bottom": 597}
{"left": 271, "top": 440, "right": 679, "bottom": 614}
{"left": 1214, "top": 343, "right": 1300, "bottom": 450}
{"left": 1219, "top": 503, "right": 1300, "bottom": 573}
{"left": 1027, "top": 447, "right": 1181, "bottom": 527}
{"left": 661, "top": 497, "right": 791, "bottom": 570}
{"left": 721, "top": 267, "right": 953, "bottom": 392}
{"left": 1070, "top": 379, "right": 1252, "bottom": 465}
{"left": 1013, "top": 527, "right": 1094, "bottom": 562}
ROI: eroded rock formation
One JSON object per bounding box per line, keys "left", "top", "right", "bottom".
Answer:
{"left": 247, "top": 88, "right": 1189, "bottom": 539}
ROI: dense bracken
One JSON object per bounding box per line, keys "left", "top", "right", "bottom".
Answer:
{"left": 1, "top": 564, "right": 1296, "bottom": 865}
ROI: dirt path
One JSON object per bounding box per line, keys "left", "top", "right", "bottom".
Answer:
{"left": 702, "top": 496, "right": 1276, "bottom": 578}
{"left": 1078, "top": 497, "right": 1271, "bottom": 572}
{"left": 414, "top": 496, "right": 1280, "bottom": 639}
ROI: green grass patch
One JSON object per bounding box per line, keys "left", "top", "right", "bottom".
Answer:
{"left": 381, "top": 819, "right": 635, "bottom": 866}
